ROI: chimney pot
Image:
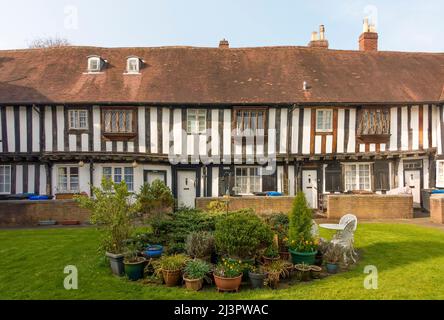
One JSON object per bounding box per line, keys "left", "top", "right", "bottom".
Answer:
{"left": 308, "top": 25, "right": 329, "bottom": 49}
{"left": 219, "top": 38, "right": 229, "bottom": 49}
{"left": 359, "top": 19, "right": 378, "bottom": 51}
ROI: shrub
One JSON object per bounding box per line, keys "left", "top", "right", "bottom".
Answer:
{"left": 148, "top": 208, "right": 221, "bottom": 254}
{"left": 207, "top": 200, "right": 226, "bottom": 214}
{"left": 265, "top": 213, "right": 289, "bottom": 251}
{"left": 153, "top": 254, "right": 189, "bottom": 273}
{"left": 75, "top": 179, "right": 139, "bottom": 254}
{"left": 183, "top": 259, "right": 212, "bottom": 280}
{"left": 185, "top": 231, "right": 215, "bottom": 259}
{"left": 288, "top": 192, "right": 315, "bottom": 252}
{"left": 263, "top": 245, "right": 279, "bottom": 258}
{"left": 214, "top": 210, "right": 273, "bottom": 259}
{"left": 136, "top": 180, "right": 174, "bottom": 218}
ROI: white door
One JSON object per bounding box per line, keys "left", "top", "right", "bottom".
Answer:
{"left": 302, "top": 170, "right": 318, "bottom": 209}
{"left": 177, "top": 171, "right": 197, "bottom": 208}
{"left": 405, "top": 170, "right": 421, "bottom": 208}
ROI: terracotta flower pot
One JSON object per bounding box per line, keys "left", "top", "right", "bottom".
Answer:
{"left": 262, "top": 255, "right": 280, "bottom": 265}
{"left": 214, "top": 274, "right": 242, "bottom": 293}
{"left": 183, "top": 277, "right": 203, "bottom": 291}
{"left": 162, "top": 269, "right": 181, "bottom": 287}
{"left": 280, "top": 251, "right": 290, "bottom": 261}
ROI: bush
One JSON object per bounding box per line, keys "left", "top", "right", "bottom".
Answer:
{"left": 183, "top": 259, "right": 212, "bottom": 280}
{"left": 136, "top": 180, "right": 174, "bottom": 218}
{"left": 288, "top": 192, "right": 315, "bottom": 252}
{"left": 214, "top": 210, "right": 273, "bottom": 259}
{"left": 74, "top": 179, "right": 139, "bottom": 254}
{"left": 206, "top": 200, "right": 226, "bottom": 214}
{"left": 148, "top": 208, "right": 221, "bottom": 254}
{"left": 185, "top": 231, "right": 215, "bottom": 259}
{"left": 265, "top": 213, "right": 289, "bottom": 251}
{"left": 153, "top": 254, "right": 189, "bottom": 273}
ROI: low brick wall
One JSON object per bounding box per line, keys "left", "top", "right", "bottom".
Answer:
{"left": 0, "top": 200, "right": 91, "bottom": 227}
{"left": 430, "top": 195, "right": 444, "bottom": 224}
{"left": 327, "top": 194, "right": 413, "bottom": 220}
{"left": 196, "top": 196, "right": 294, "bottom": 215}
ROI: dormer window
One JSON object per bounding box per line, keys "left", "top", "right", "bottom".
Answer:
{"left": 126, "top": 56, "right": 142, "bottom": 74}
{"left": 87, "top": 56, "right": 103, "bottom": 73}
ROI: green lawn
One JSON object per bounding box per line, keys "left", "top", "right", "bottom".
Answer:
{"left": 0, "top": 223, "right": 443, "bottom": 300}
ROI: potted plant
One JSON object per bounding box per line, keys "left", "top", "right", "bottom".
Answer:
{"left": 262, "top": 245, "right": 280, "bottom": 265}
{"left": 75, "top": 179, "right": 139, "bottom": 277}
{"left": 263, "top": 260, "right": 290, "bottom": 289}
{"left": 183, "top": 259, "right": 212, "bottom": 291}
{"left": 185, "top": 231, "right": 215, "bottom": 263}
{"left": 294, "top": 263, "right": 312, "bottom": 282}
{"left": 215, "top": 210, "right": 273, "bottom": 276}
{"left": 144, "top": 245, "right": 164, "bottom": 259}
{"left": 310, "top": 265, "right": 322, "bottom": 279}
{"left": 248, "top": 266, "right": 267, "bottom": 289}
{"left": 213, "top": 259, "right": 243, "bottom": 292}
{"left": 324, "top": 244, "right": 342, "bottom": 274}
{"left": 123, "top": 243, "right": 146, "bottom": 281}
{"left": 153, "top": 254, "right": 189, "bottom": 287}
{"left": 288, "top": 192, "right": 319, "bottom": 265}
{"left": 266, "top": 213, "right": 290, "bottom": 260}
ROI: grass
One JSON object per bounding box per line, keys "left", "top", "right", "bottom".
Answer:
{"left": 0, "top": 223, "right": 443, "bottom": 300}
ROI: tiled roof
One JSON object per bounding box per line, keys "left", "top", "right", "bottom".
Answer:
{"left": 0, "top": 46, "right": 443, "bottom": 105}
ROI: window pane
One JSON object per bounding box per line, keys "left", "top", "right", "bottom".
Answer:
{"left": 103, "top": 167, "right": 112, "bottom": 181}
{"left": 79, "top": 111, "right": 87, "bottom": 128}
{"left": 124, "top": 168, "right": 134, "bottom": 191}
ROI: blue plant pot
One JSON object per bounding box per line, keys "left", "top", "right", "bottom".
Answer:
{"left": 144, "top": 245, "right": 164, "bottom": 258}
{"left": 326, "top": 263, "right": 338, "bottom": 274}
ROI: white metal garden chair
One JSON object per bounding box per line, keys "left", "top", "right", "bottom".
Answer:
{"left": 338, "top": 214, "right": 358, "bottom": 232}
{"left": 330, "top": 219, "right": 357, "bottom": 265}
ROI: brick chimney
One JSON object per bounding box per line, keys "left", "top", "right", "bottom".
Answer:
{"left": 219, "top": 38, "right": 229, "bottom": 49}
{"left": 359, "top": 18, "right": 378, "bottom": 51}
{"left": 308, "top": 25, "right": 329, "bottom": 49}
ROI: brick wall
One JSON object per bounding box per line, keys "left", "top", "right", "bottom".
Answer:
{"left": 327, "top": 194, "right": 413, "bottom": 220}
{"left": 0, "top": 200, "right": 91, "bottom": 227}
{"left": 196, "top": 196, "right": 295, "bottom": 216}
{"left": 430, "top": 195, "right": 444, "bottom": 224}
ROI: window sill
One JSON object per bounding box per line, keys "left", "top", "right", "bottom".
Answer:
{"left": 68, "top": 129, "right": 89, "bottom": 134}
{"left": 315, "top": 130, "right": 333, "bottom": 135}
{"left": 356, "top": 134, "right": 391, "bottom": 144}
{"left": 103, "top": 133, "right": 137, "bottom": 141}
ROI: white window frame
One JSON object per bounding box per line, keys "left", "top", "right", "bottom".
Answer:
{"left": 102, "top": 166, "right": 134, "bottom": 191}
{"left": 234, "top": 166, "right": 262, "bottom": 195}
{"left": 57, "top": 166, "right": 80, "bottom": 193}
{"left": 126, "top": 57, "right": 140, "bottom": 74}
{"left": 343, "top": 163, "right": 372, "bottom": 192}
{"left": 187, "top": 109, "right": 206, "bottom": 134}
{"left": 69, "top": 110, "right": 88, "bottom": 130}
{"left": 0, "top": 165, "right": 11, "bottom": 195}
{"left": 436, "top": 160, "right": 444, "bottom": 188}
{"left": 87, "top": 57, "right": 101, "bottom": 73}
{"left": 316, "top": 109, "right": 333, "bottom": 133}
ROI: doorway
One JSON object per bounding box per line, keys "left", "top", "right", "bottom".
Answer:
{"left": 405, "top": 170, "right": 421, "bottom": 208}
{"left": 177, "top": 170, "right": 197, "bottom": 208}
{"left": 302, "top": 170, "right": 318, "bottom": 209}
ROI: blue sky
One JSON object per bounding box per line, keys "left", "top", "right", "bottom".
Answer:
{"left": 0, "top": 0, "right": 443, "bottom": 52}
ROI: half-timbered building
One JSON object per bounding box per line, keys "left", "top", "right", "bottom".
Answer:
{"left": 0, "top": 24, "right": 443, "bottom": 209}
